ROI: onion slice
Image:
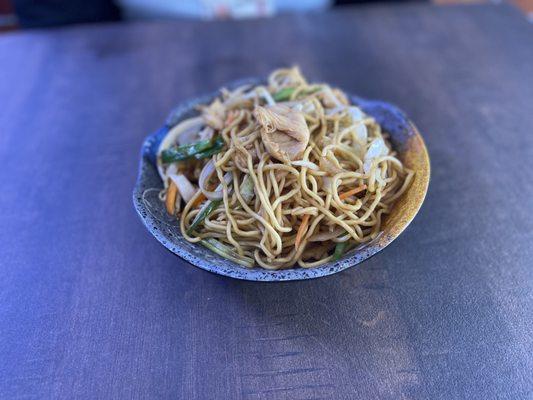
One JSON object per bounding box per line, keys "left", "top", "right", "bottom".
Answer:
{"left": 292, "top": 160, "right": 319, "bottom": 170}
{"left": 199, "top": 160, "right": 234, "bottom": 200}
{"left": 256, "top": 87, "right": 276, "bottom": 105}
{"left": 364, "top": 138, "right": 388, "bottom": 174}
{"left": 156, "top": 116, "right": 204, "bottom": 181}
{"left": 322, "top": 176, "right": 333, "bottom": 192}
{"left": 325, "top": 106, "right": 345, "bottom": 116}
{"left": 348, "top": 106, "right": 364, "bottom": 122}
{"left": 168, "top": 173, "right": 197, "bottom": 203}
{"left": 321, "top": 86, "right": 342, "bottom": 108}
{"left": 355, "top": 123, "right": 368, "bottom": 144}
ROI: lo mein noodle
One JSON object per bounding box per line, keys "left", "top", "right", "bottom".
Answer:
{"left": 157, "top": 67, "right": 413, "bottom": 269}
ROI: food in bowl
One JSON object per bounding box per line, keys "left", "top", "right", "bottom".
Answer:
{"left": 157, "top": 67, "right": 413, "bottom": 269}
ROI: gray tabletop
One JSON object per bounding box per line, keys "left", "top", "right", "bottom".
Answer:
{"left": 1, "top": 3, "right": 532, "bottom": 399}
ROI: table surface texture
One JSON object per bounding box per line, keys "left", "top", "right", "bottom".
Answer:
{"left": 0, "top": 3, "right": 532, "bottom": 399}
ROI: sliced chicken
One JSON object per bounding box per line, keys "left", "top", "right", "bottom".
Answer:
{"left": 253, "top": 104, "right": 310, "bottom": 162}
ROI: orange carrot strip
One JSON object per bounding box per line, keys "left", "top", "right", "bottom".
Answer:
{"left": 165, "top": 182, "right": 178, "bottom": 215}
{"left": 295, "top": 214, "right": 310, "bottom": 249}
{"left": 191, "top": 192, "right": 206, "bottom": 208}
{"left": 339, "top": 184, "right": 367, "bottom": 200}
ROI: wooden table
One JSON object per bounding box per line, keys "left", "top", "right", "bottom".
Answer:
{"left": 1, "top": 4, "right": 532, "bottom": 399}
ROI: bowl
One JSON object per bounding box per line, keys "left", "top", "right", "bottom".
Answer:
{"left": 133, "top": 79, "right": 430, "bottom": 281}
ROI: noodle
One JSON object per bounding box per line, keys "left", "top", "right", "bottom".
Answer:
{"left": 158, "top": 67, "right": 413, "bottom": 269}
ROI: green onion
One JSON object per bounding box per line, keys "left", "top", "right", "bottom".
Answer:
{"left": 272, "top": 87, "right": 321, "bottom": 102}
{"left": 161, "top": 136, "right": 225, "bottom": 164}
{"left": 161, "top": 140, "right": 212, "bottom": 163}
{"left": 187, "top": 199, "right": 222, "bottom": 235}
{"left": 273, "top": 87, "right": 296, "bottom": 102}
{"left": 201, "top": 238, "right": 254, "bottom": 268}
{"left": 194, "top": 136, "right": 225, "bottom": 160}
{"left": 332, "top": 242, "right": 348, "bottom": 261}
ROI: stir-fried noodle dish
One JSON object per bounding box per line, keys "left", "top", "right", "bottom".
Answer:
{"left": 157, "top": 67, "right": 414, "bottom": 269}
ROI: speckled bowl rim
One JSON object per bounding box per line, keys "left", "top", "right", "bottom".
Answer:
{"left": 133, "top": 78, "right": 430, "bottom": 281}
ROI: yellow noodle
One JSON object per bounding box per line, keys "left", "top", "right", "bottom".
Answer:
{"left": 160, "top": 67, "right": 412, "bottom": 269}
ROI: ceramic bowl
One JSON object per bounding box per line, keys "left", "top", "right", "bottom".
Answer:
{"left": 133, "top": 79, "right": 430, "bottom": 281}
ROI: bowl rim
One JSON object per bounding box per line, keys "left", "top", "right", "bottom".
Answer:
{"left": 132, "top": 82, "right": 430, "bottom": 281}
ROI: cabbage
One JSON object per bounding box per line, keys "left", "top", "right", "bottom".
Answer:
{"left": 348, "top": 106, "right": 364, "bottom": 122}
{"left": 364, "top": 138, "right": 388, "bottom": 174}
{"left": 355, "top": 123, "right": 367, "bottom": 144}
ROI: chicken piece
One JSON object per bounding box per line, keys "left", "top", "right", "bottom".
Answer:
{"left": 201, "top": 99, "right": 226, "bottom": 130}
{"left": 253, "top": 105, "right": 310, "bottom": 162}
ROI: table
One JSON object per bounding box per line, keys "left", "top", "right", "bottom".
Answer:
{"left": 1, "top": 3, "right": 532, "bottom": 399}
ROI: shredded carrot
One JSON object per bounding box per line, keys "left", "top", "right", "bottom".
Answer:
{"left": 165, "top": 182, "right": 178, "bottom": 215}
{"left": 295, "top": 214, "right": 310, "bottom": 249}
{"left": 339, "top": 184, "right": 367, "bottom": 200}
{"left": 191, "top": 192, "right": 206, "bottom": 208}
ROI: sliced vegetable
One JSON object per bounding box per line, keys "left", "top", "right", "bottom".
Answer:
{"left": 199, "top": 160, "right": 218, "bottom": 198}
{"left": 240, "top": 175, "right": 255, "bottom": 203}
{"left": 354, "top": 123, "right": 368, "bottom": 147}
{"left": 162, "top": 136, "right": 225, "bottom": 164}
{"left": 257, "top": 87, "right": 276, "bottom": 105}
{"left": 191, "top": 193, "right": 206, "bottom": 208}
{"left": 363, "top": 138, "right": 388, "bottom": 173}
{"left": 198, "top": 126, "right": 215, "bottom": 141}
{"left": 195, "top": 136, "right": 225, "bottom": 160}
{"left": 164, "top": 162, "right": 179, "bottom": 184}
{"left": 161, "top": 140, "right": 212, "bottom": 163}
{"left": 163, "top": 117, "right": 204, "bottom": 148}
{"left": 187, "top": 199, "right": 222, "bottom": 235}
{"left": 165, "top": 181, "right": 178, "bottom": 215}
{"left": 199, "top": 159, "right": 234, "bottom": 200}
{"left": 168, "top": 173, "right": 197, "bottom": 203}
{"left": 292, "top": 160, "right": 319, "bottom": 170}
{"left": 201, "top": 238, "right": 254, "bottom": 268}
{"left": 321, "top": 86, "right": 342, "bottom": 108}
{"left": 195, "top": 147, "right": 221, "bottom": 160}
{"left": 273, "top": 87, "right": 295, "bottom": 102}
{"left": 325, "top": 106, "right": 346, "bottom": 116}
{"left": 332, "top": 242, "right": 348, "bottom": 261}
{"left": 339, "top": 184, "right": 367, "bottom": 200}
{"left": 295, "top": 214, "right": 310, "bottom": 249}
{"left": 175, "top": 121, "right": 204, "bottom": 146}
{"left": 273, "top": 87, "right": 320, "bottom": 102}
{"left": 348, "top": 106, "right": 364, "bottom": 123}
